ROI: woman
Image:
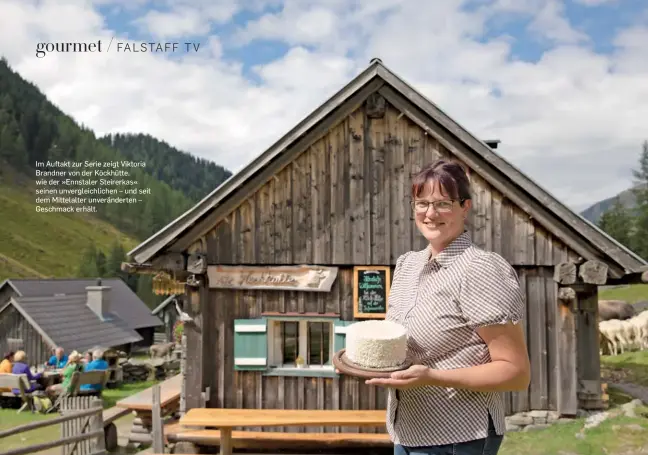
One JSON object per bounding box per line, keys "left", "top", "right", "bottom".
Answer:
{"left": 367, "top": 159, "right": 530, "bottom": 455}
{"left": 0, "top": 351, "right": 13, "bottom": 373}
{"left": 11, "top": 351, "right": 43, "bottom": 394}
{"left": 0, "top": 351, "right": 14, "bottom": 393}
{"left": 47, "top": 351, "right": 83, "bottom": 396}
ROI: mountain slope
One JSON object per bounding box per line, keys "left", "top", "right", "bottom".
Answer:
{"left": 580, "top": 186, "right": 639, "bottom": 224}
{"left": 0, "top": 172, "right": 138, "bottom": 280}
{"left": 0, "top": 57, "right": 232, "bottom": 283}
{"left": 0, "top": 57, "right": 231, "bottom": 242}
{"left": 100, "top": 133, "right": 232, "bottom": 203}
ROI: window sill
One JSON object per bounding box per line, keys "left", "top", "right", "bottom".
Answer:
{"left": 263, "top": 367, "right": 338, "bottom": 378}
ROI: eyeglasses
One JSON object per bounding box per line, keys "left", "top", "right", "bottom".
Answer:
{"left": 410, "top": 199, "right": 460, "bottom": 214}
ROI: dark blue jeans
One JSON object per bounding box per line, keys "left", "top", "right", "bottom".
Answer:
{"left": 393, "top": 414, "right": 503, "bottom": 455}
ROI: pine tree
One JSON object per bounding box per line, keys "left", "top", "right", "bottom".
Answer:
{"left": 105, "top": 240, "right": 126, "bottom": 277}
{"left": 630, "top": 141, "right": 648, "bottom": 259}
{"left": 77, "top": 243, "right": 100, "bottom": 277}
{"left": 598, "top": 199, "right": 632, "bottom": 248}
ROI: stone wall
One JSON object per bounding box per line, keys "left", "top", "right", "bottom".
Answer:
{"left": 505, "top": 404, "right": 641, "bottom": 432}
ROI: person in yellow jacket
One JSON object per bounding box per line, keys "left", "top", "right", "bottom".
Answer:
{"left": 0, "top": 351, "right": 15, "bottom": 392}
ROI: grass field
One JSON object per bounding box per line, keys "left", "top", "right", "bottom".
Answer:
{"left": 0, "top": 176, "right": 138, "bottom": 281}
{"left": 0, "top": 380, "right": 156, "bottom": 454}
{"left": 599, "top": 284, "right": 648, "bottom": 303}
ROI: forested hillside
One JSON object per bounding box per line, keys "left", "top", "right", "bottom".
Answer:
{"left": 0, "top": 57, "right": 231, "bottom": 241}
{"left": 0, "top": 57, "right": 232, "bottom": 306}
{"left": 99, "top": 133, "right": 231, "bottom": 203}
{"left": 596, "top": 141, "right": 648, "bottom": 261}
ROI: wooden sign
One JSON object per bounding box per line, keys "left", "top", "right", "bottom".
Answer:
{"left": 353, "top": 266, "right": 391, "bottom": 318}
{"left": 207, "top": 265, "right": 338, "bottom": 292}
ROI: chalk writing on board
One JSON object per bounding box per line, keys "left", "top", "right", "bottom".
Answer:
{"left": 354, "top": 267, "right": 390, "bottom": 317}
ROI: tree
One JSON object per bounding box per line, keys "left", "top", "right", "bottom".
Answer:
{"left": 77, "top": 243, "right": 100, "bottom": 277}
{"left": 598, "top": 199, "right": 633, "bottom": 248}
{"left": 105, "top": 240, "right": 126, "bottom": 278}
{"left": 630, "top": 141, "right": 648, "bottom": 259}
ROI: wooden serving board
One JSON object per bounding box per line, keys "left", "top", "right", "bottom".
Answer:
{"left": 332, "top": 349, "right": 412, "bottom": 379}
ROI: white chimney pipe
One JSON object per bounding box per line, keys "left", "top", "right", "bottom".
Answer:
{"left": 86, "top": 282, "right": 111, "bottom": 320}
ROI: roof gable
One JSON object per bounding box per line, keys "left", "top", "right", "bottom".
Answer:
{"left": 127, "top": 59, "right": 646, "bottom": 278}
{"left": 2, "top": 295, "right": 143, "bottom": 353}
{"left": 2, "top": 278, "right": 162, "bottom": 329}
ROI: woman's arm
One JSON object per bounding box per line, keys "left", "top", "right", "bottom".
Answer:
{"left": 367, "top": 322, "right": 530, "bottom": 392}
{"left": 424, "top": 322, "right": 530, "bottom": 392}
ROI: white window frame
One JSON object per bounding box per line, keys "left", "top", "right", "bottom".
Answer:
{"left": 267, "top": 319, "right": 334, "bottom": 371}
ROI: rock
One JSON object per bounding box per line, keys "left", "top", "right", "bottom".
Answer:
{"left": 547, "top": 411, "right": 560, "bottom": 422}
{"left": 576, "top": 409, "right": 590, "bottom": 418}
{"left": 505, "top": 423, "right": 521, "bottom": 432}
{"left": 507, "top": 414, "right": 533, "bottom": 426}
{"left": 528, "top": 410, "right": 549, "bottom": 418}
{"left": 621, "top": 401, "right": 638, "bottom": 418}
{"left": 523, "top": 424, "right": 551, "bottom": 432}
{"left": 532, "top": 417, "right": 547, "bottom": 424}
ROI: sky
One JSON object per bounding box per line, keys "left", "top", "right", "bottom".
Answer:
{"left": 0, "top": 0, "right": 647, "bottom": 212}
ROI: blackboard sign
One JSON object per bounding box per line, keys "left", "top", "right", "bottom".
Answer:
{"left": 353, "top": 266, "right": 391, "bottom": 318}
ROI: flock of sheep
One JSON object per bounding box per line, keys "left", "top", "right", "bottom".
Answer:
{"left": 598, "top": 300, "right": 648, "bottom": 356}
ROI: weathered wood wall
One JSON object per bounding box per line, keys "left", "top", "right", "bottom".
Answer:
{"left": 199, "top": 102, "right": 581, "bottom": 267}
{"left": 184, "top": 95, "right": 596, "bottom": 425}
{"left": 0, "top": 305, "right": 52, "bottom": 365}
{"left": 199, "top": 266, "right": 563, "bottom": 432}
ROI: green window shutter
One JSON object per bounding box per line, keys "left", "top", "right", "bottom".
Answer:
{"left": 234, "top": 318, "right": 267, "bottom": 371}
{"left": 333, "top": 319, "right": 353, "bottom": 354}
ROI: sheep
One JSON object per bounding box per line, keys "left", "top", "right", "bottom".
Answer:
{"left": 149, "top": 342, "right": 176, "bottom": 359}
{"left": 630, "top": 310, "right": 648, "bottom": 349}
{"left": 599, "top": 319, "right": 626, "bottom": 356}
{"left": 598, "top": 300, "right": 636, "bottom": 321}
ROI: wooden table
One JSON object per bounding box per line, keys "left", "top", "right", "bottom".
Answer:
{"left": 179, "top": 409, "right": 387, "bottom": 455}
{"left": 116, "top": 374, "right": 182, "bottom": 445}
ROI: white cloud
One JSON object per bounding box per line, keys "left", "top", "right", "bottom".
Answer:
{"left": 0, "top": 0, "right": 647, "bottom": 212}
{"left": 572, "top": 0, "right": 619, "bottom": 5}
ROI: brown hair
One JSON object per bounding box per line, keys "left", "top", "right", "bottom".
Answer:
{"left": 411, "top": 159, "right": 471, "bottom": 203}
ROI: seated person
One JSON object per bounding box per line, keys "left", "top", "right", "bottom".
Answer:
{"left": 46, "top": 347, "right": 68, "bottom": 369}
{"left": 47, "top": 351, "right": 83, "bottom": 396}
{"left": 79, "top": 349, "right": 108, "bottom": 393}
{"left": 11, "top": 351, "right": 43, "bottom": 394}
{"left": 0, "top": 351, "right": 15, "bottom": 393}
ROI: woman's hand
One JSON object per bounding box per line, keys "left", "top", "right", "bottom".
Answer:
{"left": 365, "top": 365, "right": 436, "bottom": 389}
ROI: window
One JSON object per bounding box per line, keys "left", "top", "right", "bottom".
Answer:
{"left": 269, "top": 319, "right": 332, "bottom": 369}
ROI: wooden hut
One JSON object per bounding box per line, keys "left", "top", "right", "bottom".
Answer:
{"left": 124, "top": 59, "right": 647, "bottom": 428}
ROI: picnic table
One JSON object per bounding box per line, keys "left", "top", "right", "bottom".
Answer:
{"left": 178, "top": 409, "right": 388, "bottom": 455}
{"left": 116, "top": 374, "right": 181, "bottom": 445}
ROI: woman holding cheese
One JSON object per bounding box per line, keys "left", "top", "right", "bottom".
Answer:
{"left": 367, "top": 159, "right": 530, "bottom": 455}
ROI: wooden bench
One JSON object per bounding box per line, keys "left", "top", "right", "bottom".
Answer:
{"left": 166, "top": 428, "right": 392, "bottom": 450}
{"left": 116, "top": 374, "right": 182, "bottom": 446}
{"left": 176, "top": 408, "right": 390, "bottom": 455}
{"left": 0, "top": 373, "right": 34, "bottom": 413}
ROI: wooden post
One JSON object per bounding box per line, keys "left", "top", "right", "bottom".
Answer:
{"left": 184, "top": 287, "right": 204, "bottom": 411}
{"left": 575, "top": 284, "right": 603, "bottom": 409}
{"left": 152, "top": 384, "right": 165, "bottom": 453}
{"left": 88, "top": 398, "right": 105, "bottom": 455}
{"left": 219, "top": 428, "right": 233, "bottom": 455}
{"left": 556, "top": 286, "right": 578, "bottom": 416}
{"left": 180, "top": 333, "right": 187, "bottom": 416}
